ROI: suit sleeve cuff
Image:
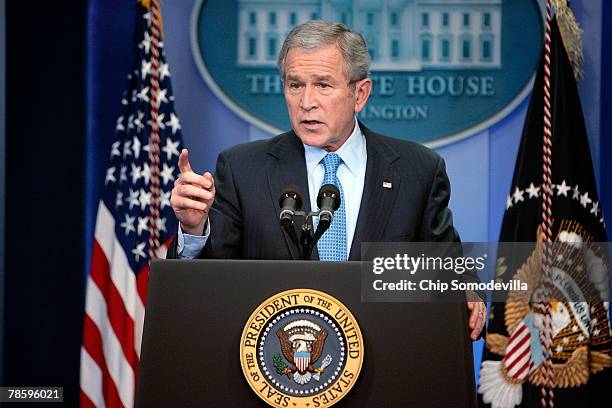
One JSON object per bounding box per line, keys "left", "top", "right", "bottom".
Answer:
{"left": 177, "top": 220, "right": 210, "bottom": 259}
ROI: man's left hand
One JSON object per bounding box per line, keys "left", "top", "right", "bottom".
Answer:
{"left": 467, "top": 299, "right": 487, "bottom": 340}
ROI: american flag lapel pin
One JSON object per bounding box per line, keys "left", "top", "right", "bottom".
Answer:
{"left": 383, "top": 181, "right": 392, "bottom": 189}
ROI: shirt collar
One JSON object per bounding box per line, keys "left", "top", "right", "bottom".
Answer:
{"left": 303, "top": 118, "right": 365, "bottom": 176}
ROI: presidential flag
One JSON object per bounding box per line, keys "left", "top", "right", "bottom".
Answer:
{"left": 79, "top": 1, "right": 183, "bottom": 406}
{"left": 477, "top": 13, "right": 612, "bottom": 408}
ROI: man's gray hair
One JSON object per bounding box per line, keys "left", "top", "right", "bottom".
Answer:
{"left": 277, "top": 20, "right": 371, "bottom": 83}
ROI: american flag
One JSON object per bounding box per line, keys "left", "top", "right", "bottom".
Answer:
{"left": 80, "top": 2, "right": 182, "bottom": 407}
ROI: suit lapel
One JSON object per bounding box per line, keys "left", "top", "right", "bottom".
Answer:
{"left": 349, "top": 126, "right": 401, "bottom": 260}
{"left": 266, "top": 132, "right": 312, "bottom": 260}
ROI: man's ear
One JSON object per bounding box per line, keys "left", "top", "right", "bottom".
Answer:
{"left": 354, "top": 78, "right": 372, "bottom": 113}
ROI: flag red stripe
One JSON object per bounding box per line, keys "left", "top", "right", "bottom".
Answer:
{"left": 90, "top": 240, "right": 140, "bottom": 376}
{"left": 136, "top": 264, "right": 149, "bottom": 306}
{"left": 82, "top": 314, "right": 125, "bottom": 408}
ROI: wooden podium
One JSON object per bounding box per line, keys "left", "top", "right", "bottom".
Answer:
{"left": 136, "top": 260, "right": 477, "bottom": 407}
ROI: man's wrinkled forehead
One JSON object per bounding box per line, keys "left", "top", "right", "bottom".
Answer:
{"left": 281, "top": 44, "right": 348, "bottom": 80}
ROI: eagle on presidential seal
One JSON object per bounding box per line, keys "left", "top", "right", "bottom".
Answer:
{"left": 274, "top": 319, "right": 333, "bottom": 385}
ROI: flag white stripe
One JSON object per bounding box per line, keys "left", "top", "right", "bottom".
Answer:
{"left": 95, "top": 201, "right": 138, "bottom": 321}
{"left": 80, "top": 347, "right": 105, "bottom": 408}
{"left": 85, "top": 276, "right": 135, "bottom": 408}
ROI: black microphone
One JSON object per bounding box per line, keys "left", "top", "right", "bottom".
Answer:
{"left": 316, "top": 184, "right": 341, "bottom": 231}
{"left": 279, "top": 185, "right": 303, "bottom": 227}
{"left": 279, "top": 186, "right": 303, "bottom": 257}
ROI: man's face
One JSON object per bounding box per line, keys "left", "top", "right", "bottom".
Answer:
{"left": 283, "top": 45, "right": 372, "bottom": 152}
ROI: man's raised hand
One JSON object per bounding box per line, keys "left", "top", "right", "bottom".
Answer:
{"left": 170, "top": 149, "right": 215, "bottom": 235}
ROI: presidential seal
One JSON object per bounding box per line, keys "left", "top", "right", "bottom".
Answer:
{"left": 240, "top": 289, "right": 364, "bottom": 407}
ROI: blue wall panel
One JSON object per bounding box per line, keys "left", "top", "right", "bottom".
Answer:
{"left": 487, "top": 98, "right": 529, "bottom": 242}
{"left": 573, "top": 1, "right": 603, "bottom": 187}
{"left": 438, "top": 130, "right": 490, "bottom": 242}
{"left": 163, "top": 1, "right": 250, "bottom": 174}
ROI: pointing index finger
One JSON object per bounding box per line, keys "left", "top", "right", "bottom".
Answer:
{"left": 178, "top": 148, "right": 192, "bottom": 173}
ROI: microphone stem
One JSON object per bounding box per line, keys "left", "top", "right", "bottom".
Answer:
{"left": 300, "top": 224, "right": 314, "bottom": 260}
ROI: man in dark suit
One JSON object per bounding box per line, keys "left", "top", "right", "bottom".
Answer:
{"left": 168, "top": 21, "right": 486, "bottom": 339}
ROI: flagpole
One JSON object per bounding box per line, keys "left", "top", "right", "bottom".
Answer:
{"left": 541, "top": 0, "right": 555, "bottom": 406}
{"left": 147, "top": 0, "right": 162, "bottom": 259}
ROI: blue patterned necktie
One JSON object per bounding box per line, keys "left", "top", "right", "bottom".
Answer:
{"left": 317, "top": 153, "right": 347, "bottom": 261}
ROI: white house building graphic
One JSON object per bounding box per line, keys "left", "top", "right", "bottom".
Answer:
{"left": 237, "top": 0, "right": 502, "bottom": 71}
